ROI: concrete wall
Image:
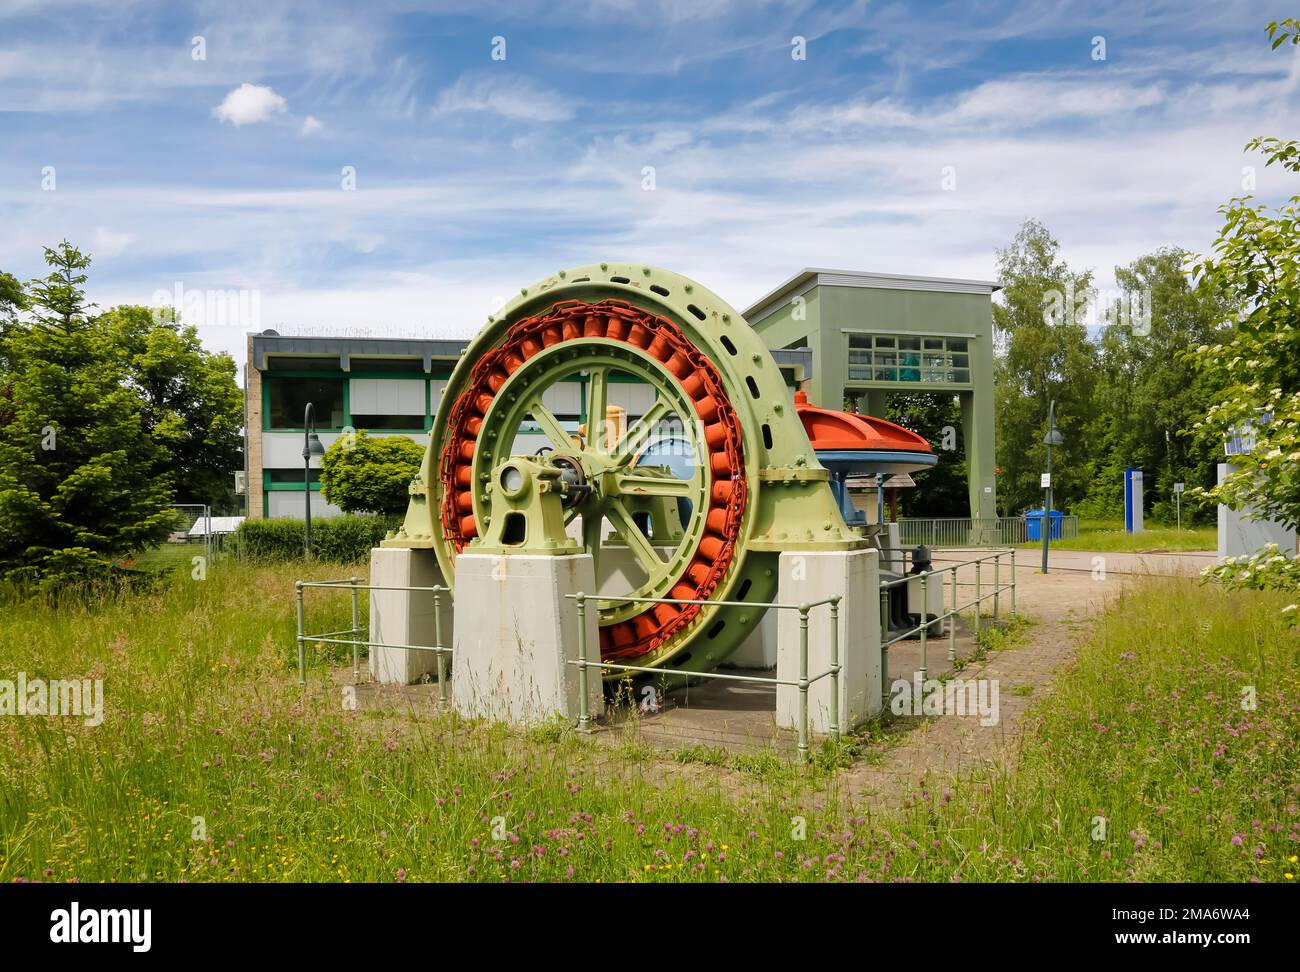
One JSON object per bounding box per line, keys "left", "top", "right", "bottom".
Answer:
{"left": 1217, "top": 463, "right": 1298, "bottom": 559}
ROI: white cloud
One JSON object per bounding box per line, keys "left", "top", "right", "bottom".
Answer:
{"left": 213, "top": 83, "right": 287, "bottom": 126}
{"left": 93, "top": 226, "right": 133, "bottom": 257}
{"left": 434, "top": 75, "right": 573, "bottom": 122}
{"left": 301, "top": 115, "right": 323, "bottom": 136}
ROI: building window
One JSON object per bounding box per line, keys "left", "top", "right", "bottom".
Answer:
{"left": 847, "top": 333, "right": 972, "bottom": 385}
{"left": 266, "top": 469, "right": 322, "bottom": 486}
{"left": 267, "top": 377, "right": 346, "bottom": 429}
{"left": 349, "top": 378, "right": 426, "bottom": 431}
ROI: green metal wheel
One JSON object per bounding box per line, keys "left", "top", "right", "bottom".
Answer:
{"left": 386, "top": 263, "right": 863, "bottom": 681}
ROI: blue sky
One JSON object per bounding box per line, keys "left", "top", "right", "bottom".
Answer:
{"left": 1, "top": 0, "right": 1297, "bottom": 369}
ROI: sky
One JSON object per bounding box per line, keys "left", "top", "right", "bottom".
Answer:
{"left": 1, "top": 0, "right": 1297, "bottom": 373}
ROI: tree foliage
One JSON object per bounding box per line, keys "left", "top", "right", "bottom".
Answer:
{"left": 0, "top": 242, "right": 175, "bottom": 582}
{"left": 1191, "top": 20, "right": 1300, "bottom": 556}
{"left": 99, "top": 305, "right": 244, "bottom": 513}
{"left": 1078, "top": 249, "right": 1227, "bottom": 523}
{"left": 319, "top": 430, "right": 425, "bottom": 515}
{"left": 992, "top": 219, "right": 1098, "bottom": 515}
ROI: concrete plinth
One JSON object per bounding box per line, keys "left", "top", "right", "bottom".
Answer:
{"left": 727, "top": 609, "right": 777, "bottom": 668}
{"left": 369, "top": 547, "right": 451, "bottom": 685}
{"left": 452, "top": 552, "right": 603, "bottom": 726}
{"left": 775, "top": 548, "right": 881, "bottom": 733}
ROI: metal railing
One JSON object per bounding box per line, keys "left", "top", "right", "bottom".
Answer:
{"left": 294, "top": 577, "right": 452, "bottom": 696}
{"left": 895, "top": 516, "right": 1078, "bottom": 547}
{"left": 566, "top": 592, "right": 842, "bottom": 763}
{"left": 877, "top": 548, "right": 1016, "bottom": 707}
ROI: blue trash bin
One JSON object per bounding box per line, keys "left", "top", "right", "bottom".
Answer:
{"left": 1025, "top": 509, "right": 1063, "bottom": 540}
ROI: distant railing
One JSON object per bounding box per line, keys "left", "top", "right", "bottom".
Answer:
{"left": 878, "top": 548, "right": 1016, "bottom": 707}
{"left": 895, "top": 515, "right": 1078, "bottom": 547}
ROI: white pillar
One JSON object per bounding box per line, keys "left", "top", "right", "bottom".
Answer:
{"left": 368, "top": 547, "right": 450, "bottom": 685}
{"left": 776, "top": 548, "right": 880, "bottom": 733}
{"left": 452, "top": 552, "right": 603, "bottom": 726}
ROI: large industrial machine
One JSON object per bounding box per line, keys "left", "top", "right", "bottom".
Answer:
{"left": 384, "top": 263, "right": 935, "bottom": 681}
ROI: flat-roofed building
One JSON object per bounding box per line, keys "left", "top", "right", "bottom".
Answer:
{"left": 743, "top": 268, "right": 1000, "bottom": 519}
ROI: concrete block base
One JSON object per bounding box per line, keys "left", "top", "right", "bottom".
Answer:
{"left": 727, "top": 609, "right": 777, "bottom": 668}
{"left": 368, "top": 547, "right": 451, "bottom": 685}
{"left": 776, "top": 548, "right": 881, "bottom": 733}
{"left": 452, "top": 552, "right": 603, "bottom": 726}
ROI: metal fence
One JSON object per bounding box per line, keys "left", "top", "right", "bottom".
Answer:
{"left": 878, "top": 548, "right": 1016, "bottom": 707}
{"left": 895, "top": 516, "right": 1078, "bottom": 547}
{"left": 294, "top": 548, "right": 1020, "bottom": 762}
{"left": 293, "top": 577, "right": 452, "bottom": 695}
{"left": 568, "top": 592, "right": 841, "bottom": 763}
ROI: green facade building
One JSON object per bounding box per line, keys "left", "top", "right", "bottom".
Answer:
{"left": 743, "top": 269, "right": 1001, "bottom": 519}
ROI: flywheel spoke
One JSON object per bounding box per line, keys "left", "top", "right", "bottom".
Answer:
{"left": 605, "top": 500, "right": 664, "bottom": 574}
{"left": 526, "top": 399, "right": 573, "bottom": 450}
{"left": 610, "top": 394, "right": 672, "bottom": 464}
{"left": 585, "top": 365, "right": 609, "bottom": 451}
{"left": 613, "top": 472, "right": 695, "bottom": 497}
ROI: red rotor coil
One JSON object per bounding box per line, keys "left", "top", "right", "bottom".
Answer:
{"left": 438, "top": 299, "right": 748, "bottom": 662}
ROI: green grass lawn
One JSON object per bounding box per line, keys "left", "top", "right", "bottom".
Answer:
{"left": 0, "top": 560, "right": 1294, "bottom": 882}
{"left": 1020, "top": 518, "right": 1216, "bottom": 553}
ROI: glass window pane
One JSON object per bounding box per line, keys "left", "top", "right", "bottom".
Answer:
{"left": 924, "top": 338, "right": 944, "bottom": 350}
{"left": 874, "top": 367, "right": 897, "bottom": 381}
{"left": 268, "top": 377, "right": 346, "bottom": 429}
{"left": 949, "top": 338, "right": 968, "bottom": 352}
{"left": 954, "top": 369, "right": 970, "bottom": 382}
{"left": 899, "top": 336, "right": 921, "bottom": 351}
{"left": 951, "top": 353, "right": 969, "bottom": 368}
{"left": 849, "top": 334, "right": 871, "bottom": 349}
{"left": 874, "top": 336, "right": 895, "bottom": 349}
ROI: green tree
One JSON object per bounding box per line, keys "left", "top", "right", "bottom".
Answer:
{"left": 1192, "top": 20, "right": 1300, "bottom": 532}
{"left": 320, "top": 430, "right": 424, "bottom": 515}
{"left": 885, "top": 392, "right": 969, "bottom": 516}
{"left": 1079, "top": 249, "right": 1227, "bottom": 523}
{"left": 98, "top": 305, "right": 244, "bottom": 513}
{"left": 1195, "top": 18, "right": 1300, "bottom": 609}
{"left": 992, "top": 219, "right": 1099, "bottom": 515}
{"left": 0, "top": 242, "right": 175, "bottom": 582}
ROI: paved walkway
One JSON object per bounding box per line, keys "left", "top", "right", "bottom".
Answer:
{"left": 602, "top": 548, "right": 1215, "bottom": 804}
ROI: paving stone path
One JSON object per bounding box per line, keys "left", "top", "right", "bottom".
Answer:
{"left": 839, "top": 549, "right": 1215, "bottom": 808}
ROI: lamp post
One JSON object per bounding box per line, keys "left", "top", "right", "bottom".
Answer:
{"left": 302, "top": 402, "right": 325, "bottom": 557}
{"left": 1041, "top": 400, "right": 1064, "bottom": 573}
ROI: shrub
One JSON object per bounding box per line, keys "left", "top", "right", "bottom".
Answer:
{"left": 230, "top": 514, "right": 400, "bottom": 563}
{"left": 319, "top": 431, "right": 424, "bottom": 515}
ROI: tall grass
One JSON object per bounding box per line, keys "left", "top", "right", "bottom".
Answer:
{"left": 0, "top": 563, "right": 1294, "bottom": 882}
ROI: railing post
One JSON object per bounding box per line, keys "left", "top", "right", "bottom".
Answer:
{"left": 1010, "top": 548, "right": 1017, "bottom": 616}
{"left": 993, "top": 554, "right": 1001, "bottom": 620}
{"left": 295, "top": 580, "right": 306, "bottom": 685}
{"left": 350, "top": 576, "right": 360, "bottom": 684}
{"left": 918, "top": 572, "right": 928, "bottom": 683}
{"left": 829, "top": 597, "right": 841, "bottom": 743}
{"left": 974, "top": 561, "right": 982, "bottom": 638}
{"left": 434, "top": 587, "right": 448, "bottom": 707}
{"left": 880, "top": 587, "right": 891, "bottom": 708}
{"left": 576, "top": 593, "right": 591, "bottom": 733}
{"left": 797, "top": 604, "right": 810, "bottom": 764}
{"left": 948, "top": 564, "right": 957, "bottom": 663}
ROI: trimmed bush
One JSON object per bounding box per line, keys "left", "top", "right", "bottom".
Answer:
{"left": 230, "top": 514, "right": 401, "bottom": 563}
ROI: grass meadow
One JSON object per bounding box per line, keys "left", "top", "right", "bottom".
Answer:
{"left": 0, "top": 556, "right": 1295, "bottom": 883}
{"left": 1019, "top": 518, "right": 1217, "bottom": 553}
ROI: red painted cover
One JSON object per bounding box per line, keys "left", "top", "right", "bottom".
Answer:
{"left": 792, "top": 390, "right": 933, "bottom": 453}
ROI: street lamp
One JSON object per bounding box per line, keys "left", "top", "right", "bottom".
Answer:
{"left": 1041, "top": 399, "right": 1064, "bottom": 573}
{"left": 303, "top": 402, "right": 326, "bottom": 557}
